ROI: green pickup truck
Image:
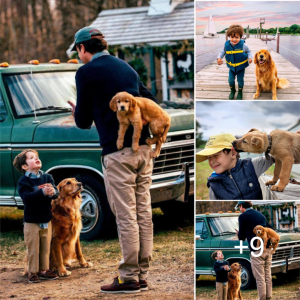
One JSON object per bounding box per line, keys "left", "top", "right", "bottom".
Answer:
{"left": 0, "top": 62, "right": 194, "bottom": 240}
{"left": 196, "top": 213, "right": 300, "bottom": 290}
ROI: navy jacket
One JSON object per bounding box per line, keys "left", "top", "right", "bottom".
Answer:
{"left": 18, "top": 173, "right": 58, "bottom": 223}
{"left": 207, "top": 158, "right": 263, "bottom": 200}
{"left": 225, "top": 40, "right": 249, "bottom": 72}
{"left": 74, "top": 54, "right": 157, "bottom": 156}
{"left": 238, "top": 208, "right": 273, "bottom": 252}
{"left": 213, "top": 260, "right": 230, "bottom": 282}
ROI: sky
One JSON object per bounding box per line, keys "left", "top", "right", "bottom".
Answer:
{"left": 196, "top": 101, "right": 300, "bottom": 140}
{"left": 196, "top": 1, "right": 300, "bottom": 33}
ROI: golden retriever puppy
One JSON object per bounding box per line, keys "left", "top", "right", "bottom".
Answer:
{"left": 232, "top": 128, "right": 300, "bottom": 192}
{"left": 50, "top": 178, "right": 92, "bottom": 276}
{"left": 253, "top": 225, "right": 280, "bottom": 254}
{"left": 110, "top": 92, "right": 171, "bottom": 158}
{"left": 228, "top": 263, "right": 243, "bottom": 300}
{"left": 253, "top": 49, "right": 289, "bottom": 100}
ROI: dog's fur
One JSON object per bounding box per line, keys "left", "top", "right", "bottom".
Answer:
{"left": 253, "top": 225, "right": 280, "bottom": 254}
{"left": 232, "top": 128, "right": 300, "bottom": 192}
{"left": 253, "top": 49, "right": 289, "bottom": 100}
{"left": 228, "top": 263, "right": 243, "bottom": 300}
{"left": 110, "top": 92, "right": 171, "bottom": 158}
{"left": 50, "top": 178, "right": 92, "bottom": 276}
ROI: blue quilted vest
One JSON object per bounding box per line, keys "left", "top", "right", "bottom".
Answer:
{"left": 225, "top": 40, "right": 249, "bottom": 72}
{"left": 207, "top": 158, "right": 263, "bottom": 200}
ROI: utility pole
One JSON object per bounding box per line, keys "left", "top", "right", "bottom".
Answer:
{"left": 260, "top": 18, "right": 265, "bottom": 39}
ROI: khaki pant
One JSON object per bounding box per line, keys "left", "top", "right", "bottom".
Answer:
{"left": 102, "top": 146, "right": 153, "bottom": 282}
{"left": 216, "top": 282, "right": 228, "bottom": 300}
{"left": 24, "top": 221, "right": 52, "bottom": 273}
{"left": 251, "top": 248, "right": 272, "bottom": 300}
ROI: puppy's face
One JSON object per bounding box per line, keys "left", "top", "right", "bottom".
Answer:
{"left": 230, "top": 262, "right": 242, "bottom": 272}
{"left": 253, "top": 225, "right": 265, "bottom": 236}
{"left": 254, "top": 49, "right": 271, "bottom": 66}
{"left": 232, "top": 128, "right": 266, "bottom": 154}
{"left": 109, "top": 92, "right": 136, "bottom": 113}
{"left": 58, "top": 178, "right": 83, "bottom": 198}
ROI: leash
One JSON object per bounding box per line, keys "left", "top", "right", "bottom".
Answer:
{"left": 265, "top": 134, "right": 272, "bottom": 160}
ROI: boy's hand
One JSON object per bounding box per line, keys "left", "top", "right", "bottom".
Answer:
{"left": 249, "top": 58, "right": 253, "bottom": 64}
{"left": 42, "top": 185, "right": 55, "bottom": 196}
{"left": 217, "top": 58, "right": 223, "bottom": 65}
{"left": 224, "top": 265, "right": 229, "bottom": 271}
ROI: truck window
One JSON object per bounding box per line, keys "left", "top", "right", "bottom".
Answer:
{"left": 196, "top": 220, "right": 209, "bottom": 240}
{"left": 0, "top": 91, "right": 8, "bottom": 122}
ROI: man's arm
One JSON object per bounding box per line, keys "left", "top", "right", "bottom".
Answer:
{"left": 74, "top": 67, "right": 94, "bottom": 129}
{"left": 252, "top": 156, "right": 275, "bottom": 178}
{"left": 139, "top": 81, "right": 157, "bottom": 102}
{"left": 238, "top": 215, "right": 247, "bottom": 241}
{"left": 209, "top": 187, "right": 218, "bottom": 200}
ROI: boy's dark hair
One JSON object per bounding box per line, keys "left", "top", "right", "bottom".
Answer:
{"left": 240, "top": 201, "right": 253, "bottom": 209}
{"left": 76, "top": 38, "right": 108, "bottom": 54}
{"left": 13, "top": 149, "right": 39, "bottom": 174}
{"left": 226, "top": 24, "right": 244, "bottom": 38}
{"left": 211, "top": 250, "right": 222, "bottom": 260}
{"left": 223, "top": 148, "right": 240, "bottom": 160}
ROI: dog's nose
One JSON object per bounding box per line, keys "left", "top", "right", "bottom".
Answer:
{"left": 121, "top": 106, "right": 125, "bottom": 110}
{"left": 260, "top": 55, "right": 264, "bottom": 58}
{"left": 78, "top": 183, "right": 82, "bottom": 188}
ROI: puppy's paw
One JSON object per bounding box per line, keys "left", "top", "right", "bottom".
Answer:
{"left": 150, "top": 151, "right": 159, "bottom": 158}
{"left": 132, "top": 144, "right": 139, "bottom": 152}
{"left": 59, "top": 269, "right": 71, "bottom": 277}
{"left": 253, "top": 93, "right": 259, "bottom": 99}
{"left": 117, "top": 140, "right": 124, "bottom": 150}
{"left": 146, "top": 138, "right": 153, "bottom": 145}
{"left": 271, "top": 184, "right": 285, "bottom": 192}
{"left": 80, "top": 261, "right": 93, "bottom": 268}
{"left": 272, "top": 96, "right": 278, "bottom": 100}
{"left": 265, "top": 180, "right": 276, "bottom": 186}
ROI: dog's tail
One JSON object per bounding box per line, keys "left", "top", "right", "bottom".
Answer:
{"left": 160, "top": 121, "right": 171, "bottom": 144}
{"left": 277, "top": 78, "right": 289, "bottom": 89}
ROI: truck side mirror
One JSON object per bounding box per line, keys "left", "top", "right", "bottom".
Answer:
{"left": 196, "top": 235, "right": 204, "bottom": 241}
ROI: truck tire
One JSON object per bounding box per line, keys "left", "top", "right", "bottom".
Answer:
{"left": 239, "top": 260, "right": 255, "bottom": 290}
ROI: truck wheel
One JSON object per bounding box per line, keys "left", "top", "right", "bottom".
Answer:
{"left": 239, "top": 260, "right": 255, "bottom": 290}
{"left": 68, "top": 174, "right": 115, "bottom": 240}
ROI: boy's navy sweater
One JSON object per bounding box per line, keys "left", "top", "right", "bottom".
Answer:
{"left": 213, "top": 260, "right": 230, "bottom": 282}
{"left": 18, "top": 173, "right": 58, "bottom": 223}
{"left": 74, "top": 55, "right": 157, "bottom": 156}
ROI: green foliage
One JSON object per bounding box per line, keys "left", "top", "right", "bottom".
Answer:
{"left": 128, "top": 57, "right": 148, "bottom": 86}
{"left": 196, "top": 120, "right": 205, "bottom": 148}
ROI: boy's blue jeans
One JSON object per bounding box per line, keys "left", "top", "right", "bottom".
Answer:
{"left": 228, "top": 69, "right": 245, "bottom": 87}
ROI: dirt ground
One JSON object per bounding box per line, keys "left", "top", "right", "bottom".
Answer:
{"left": 0, "top": 208, "right": 194, "bottom": 300}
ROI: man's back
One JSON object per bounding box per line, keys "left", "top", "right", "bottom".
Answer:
{"left": 75, "top": 55, "right": 156, "bottom": 155}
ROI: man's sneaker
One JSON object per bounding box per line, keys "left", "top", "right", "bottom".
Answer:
{"left": 28, "top": 273, "right": 40, "bottom": 283}
{"left": 101, "top": 277, "right": 141, "bottom": 294}
{"left": 38, "top": 269, "right": 59, "bottom": 280}
{"left": 139, "top": 279, "right": 148, "bottom": 291}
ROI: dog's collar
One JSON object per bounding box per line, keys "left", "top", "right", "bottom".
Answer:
{"left": 265, "top": 134, "right": 272, "bottom": 160}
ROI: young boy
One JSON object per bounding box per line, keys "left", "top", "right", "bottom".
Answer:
{"left": 13, "top": 149, "right": 59, "bottom": 283}
{"left": 196, "top": 133, "right": 275, "bottom": 200}
{"left": 212, "top": 250, "right": 231, "bottom": 300}
{"left": 217, "top": 24, "right": 253, "bottom": 100}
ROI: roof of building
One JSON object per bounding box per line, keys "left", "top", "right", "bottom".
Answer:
{"left": 68, "top": 2, "right": 194, "bottom": 53}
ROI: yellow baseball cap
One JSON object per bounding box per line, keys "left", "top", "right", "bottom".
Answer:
{"left": 196, "top": 133, "right": 236, "bottom": 163}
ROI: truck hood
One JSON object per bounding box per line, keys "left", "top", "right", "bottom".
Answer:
{"left": 33, "top": 109, "right": 194, "bottom": 143}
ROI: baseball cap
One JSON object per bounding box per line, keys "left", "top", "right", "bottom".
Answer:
{"left": 71, "top": 27, "right": 105, "bottom": 51}
{"left": 196, "top": 133, "right": 236, "bottom": 163}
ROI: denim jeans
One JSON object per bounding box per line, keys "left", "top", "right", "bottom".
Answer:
{"left": 228, "top": 69, "right": 245, "bottom": 87}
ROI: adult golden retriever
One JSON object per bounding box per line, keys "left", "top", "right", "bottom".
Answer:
{"left": 253, "top": 49, "right": 289, "bottom": 100}
{"left": 50, "top": 178, "right": 92, "bottom": 276}
{"left": 232, "top": 128, "right": 300, "bottom": 192}
{"left": 228, "top": 263, "right": 243, "bottom": 300}
{"left": 110, "top": 92, "right": 171, "bottom": 158}
{"left": 253, "top": 225, "right": 280, "bottom": 254}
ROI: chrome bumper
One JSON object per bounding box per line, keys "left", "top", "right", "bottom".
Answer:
{"left": 150, "top": 163, "right": 193, "bottom": 204}
{"left": 271, "top": 258, "right": 300, "bottom": 274}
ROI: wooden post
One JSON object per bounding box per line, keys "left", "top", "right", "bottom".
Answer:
{"left": 260, "top": 24, "right": 262, "bottom": 39}
{"left": 277, "top": 32, "right": 280, "bottom": 53}
{"left": 149, "top": 47, "right": 157, "bottom": 96}
{"left": 225, "top": 30, "right": 228, "bottom": 41}
{"left": 164, "top": 51, "right": 170, "bottom": 101}
{"left": 266, "top": 32, "right": 268, "bottom": 44}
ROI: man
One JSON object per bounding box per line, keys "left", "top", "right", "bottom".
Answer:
{"left": 69, "top": 26, "right": 157, "bottom": 294}
{"left": 236, "top": 201, "right": 273, "bottom": 300}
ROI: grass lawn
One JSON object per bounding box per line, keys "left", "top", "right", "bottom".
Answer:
{"left": 196, "top": 274, "right": 300, "bottom": 300}
{"left": 196, "top": 160, "right": 275, "bottom": 200}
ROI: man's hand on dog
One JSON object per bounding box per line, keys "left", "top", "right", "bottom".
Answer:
{"left": 68, "top": 101, "right": 76, "bottom": 118}
{"left": 217, "top": 58, "right": 223, "bottom": 65}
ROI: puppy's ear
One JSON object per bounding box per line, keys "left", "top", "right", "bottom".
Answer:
{"left": 251, "top": 137, "right": 263, "bottom": 150}
{"left": 129, "top": 95, "right": 137, "bottom": 112}
{"left": 248, "top": 128, "right": 259, "bottom": 133}
{"left": 254, "top": 52, "right": 258, "bottom": 64}
{"left": 109, "top": 95, "right": 118, "bottom": 112}
{"left": 253, "top": 227, "right": 257, "bottom": 234}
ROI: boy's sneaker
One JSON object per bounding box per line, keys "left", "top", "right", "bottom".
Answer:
{"left": 28, "top": 273, "right": 40, "bottom": 283}
{"left": 139, "top": 279, "right": 148, "bottom": 291}
{"left": 101, "top": 277, "right": 141, "bottom": 294}
{"left": 38, "top": 269, "right": 59, "bottom": 280}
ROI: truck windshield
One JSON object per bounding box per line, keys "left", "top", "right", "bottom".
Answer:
{"left": 208, "top": 217, "right": 239, "bottom": 237}
{"left": 4, "top": 72, "right": 76, "bottom": 117}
